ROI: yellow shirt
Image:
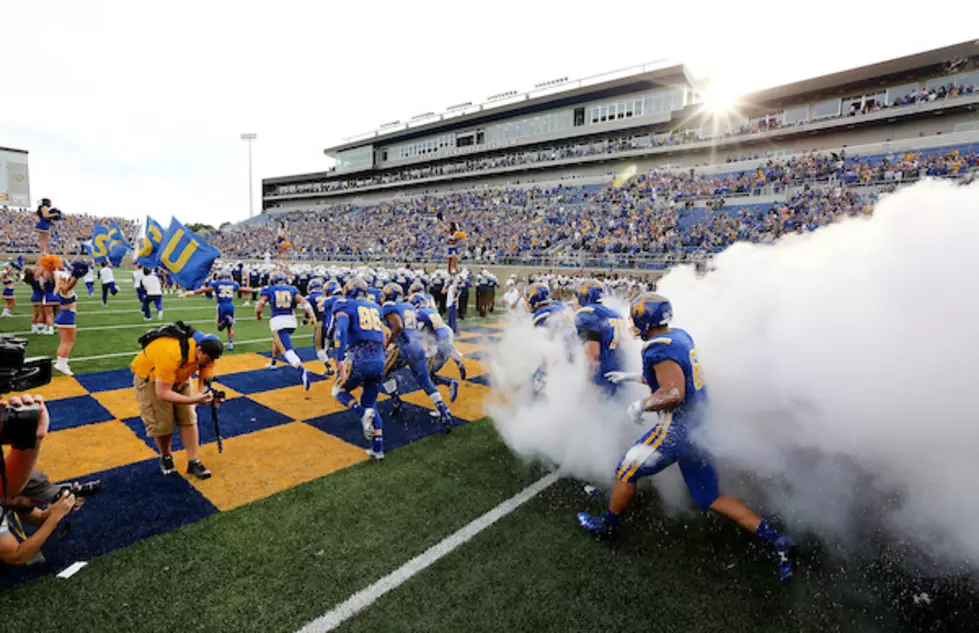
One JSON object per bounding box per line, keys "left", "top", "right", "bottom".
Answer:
{"left": 130, "top": 337, "right": 215, "bottom": 384}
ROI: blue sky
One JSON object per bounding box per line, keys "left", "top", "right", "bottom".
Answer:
{"left": 4, "top": 1, "right": 977, "bottom": 226}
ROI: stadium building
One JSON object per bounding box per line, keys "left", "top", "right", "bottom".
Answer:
{"left": 262, "top": 40, "right": 979, "bottom": 212}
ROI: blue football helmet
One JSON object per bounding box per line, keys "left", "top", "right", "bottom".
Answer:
{"left": 324, "top": 280, "right": 341, "bottom": 296}
{"left": 345, "top": 278, "right": 369, "bottom": 299}
{"left": 630, "top": 293, "right": 673, "bottom": 337}
{"left": 271, "top": 272, "right": 287, "bottom": 285}
{"left": 524, "top": 283, "right": 551, "bottom": 310}
{"left": 575, "top": 280, "right": 605, "bottom": 307}
{"left": 219, "top": 270, "right": 232, "bottom": 281}
{"left": 307, "top": 279, "right": 324, "bottom": 292}
{"left": 381, "top": 282, "right": 404, "bottom": 303}
{"left": 408, "top": 292, "right": 428, "bottom": 309}
{"left": 408, "top": 281, "right": 425, "bottom": 296}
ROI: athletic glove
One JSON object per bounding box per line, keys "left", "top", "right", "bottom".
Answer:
{"left": 626, "top": 399, "right": 645, "bottom": 425}
{"left": 606, "top": 371, "right": 642, "bottom": 384}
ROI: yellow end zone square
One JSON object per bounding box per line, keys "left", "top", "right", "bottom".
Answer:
{"left": 39, "top": 420, "right": 157, "bottom": 483}
{"left": 214, "top": 353, "right": 273, "bottom": 376}
{"left": 401, "top": 381, "right": 493, "bottom": 421}
{"left": 453, "top": 341, "right": 487, "bottom": 356}
{"left": 248, "top": 382, "right": 386, "bottom": 421}
{"left": 180, "top": 422, "right": 368, "bottom": 511}
{"left": 93, "top": 383, "right": 241, "bottom": 420}
{"left": 29, "top": 376, "right": 89, "bottom": 401}
{"left": 437, "top": 357, "right": 487, "bottom": 380}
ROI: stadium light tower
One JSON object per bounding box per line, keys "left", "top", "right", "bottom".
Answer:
{"left": 240, "top": 133, "right": 258, "bottom": 218}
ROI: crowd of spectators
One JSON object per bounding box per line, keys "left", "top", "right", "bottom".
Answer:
{"left": 269, "top": 78, "right": 977, "bottom": 197}
{"left": 211, "top": 146, "right": 978, "bottom": 267}
{"left": 0, "top": 208, "right": 138, "bottom": 254}
{"left": 4, "top": 146, "right": 975, "bottom": 270}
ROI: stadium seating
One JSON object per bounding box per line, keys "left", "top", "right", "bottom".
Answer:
{"left": 266, "top": 82, "right": 977, "bottom": 198}
{"left": 0, "top": 210, "right": 138, "bottom": 255}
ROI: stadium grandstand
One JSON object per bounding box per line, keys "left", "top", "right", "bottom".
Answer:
{"left": 209, "top": 40, "right": 979, "bottom": 271}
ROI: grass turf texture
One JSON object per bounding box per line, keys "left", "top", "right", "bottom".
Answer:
{"left": 3, "top": 275, "right": 978, "bottom": 632}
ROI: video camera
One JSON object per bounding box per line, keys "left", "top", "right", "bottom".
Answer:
{"left": 0, "top": 335, "right": 52, "bottom": 448}
{"left": 50, "top": 480, "right": 102, "bottom": 504}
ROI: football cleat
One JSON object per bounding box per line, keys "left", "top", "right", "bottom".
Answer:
{"left": 576, "top": 512, "right": 613, "bottom": 538}
{"left": 449, "top": 379, "right": 459, "bottom": 403}
{"left": 361, "top": 408, "right": 376, "bottom": 441}
{"left": 365, "top": 448, "right": 385, "bottom": 461}
{"left": 456, "top": 360, "right": 466, "bottom": 382}
{"left": 774, "top": 535, "right": 796, "bottom": 582}
{"left": 301, "top": 368, "right": 311, "bottom": 391}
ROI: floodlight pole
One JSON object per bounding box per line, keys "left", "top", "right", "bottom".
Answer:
{"left": 240, "top": 133, "right": 258, "bottom": 218}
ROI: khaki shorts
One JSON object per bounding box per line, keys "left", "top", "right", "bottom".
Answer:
{"left": 134, "top": 376, "right": 198, "bottom": 437}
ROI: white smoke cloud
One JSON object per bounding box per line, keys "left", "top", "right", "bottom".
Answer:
{"left": 489, "top": 179, "right": 979, "bottom": 569}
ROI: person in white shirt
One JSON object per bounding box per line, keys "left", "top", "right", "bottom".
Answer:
{"left": 83, "top": 264, "right": 96, "bottom": 298}
{"left": 503, "top": 279, "right": 520, "bottom": 310}
{"left": 139, "top": 267, "right": 164, "bottom": 320}
{"left": 133, "top": 265, "right": 146, "bottom": 305}
{"left": 445, "top": 275, "right": 460, "bottom": 334}
{"left": 98, "top": 261, "right": 117, "bottom": 306}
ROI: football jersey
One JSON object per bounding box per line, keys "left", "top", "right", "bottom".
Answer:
{"left": 416, "top": 307, "right": 451, "bottom": 341}
{"left": 261, "top": 284, "right": 300, "bottom": 317}
{"left": 380, "top": 301, "right": 422, "bottom": 347}
{"left": 367, "top": 288, "right": 382, "bottom": 305}
{"left": 575, "top": 303, "right": 626, "bottom": 382}
{"left": 532, "top": 301, "right": 575, "bottom": 329}
{"left": 210, "top": 280, "right": 239, "bottom": 305}
{"left": 331, "top": 297, "right": 385, "bottom": 347}
{"left": 307, "top": 290, "right": 326, "bottom": 321}
{"left": 641, "top": 328, "right": 707, "bottom": 416}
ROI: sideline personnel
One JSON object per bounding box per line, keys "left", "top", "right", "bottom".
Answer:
{"left": 130, "top": 328, "right": 223, "bottom": 479}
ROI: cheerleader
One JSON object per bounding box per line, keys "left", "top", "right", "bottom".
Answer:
{"left": 23, "top": 268, "right": 45, "bottom": 334}
{"left": 50, "top": 257, "right": 81, "bottom": 376}
{"left": 276, "top": 221, "right": 291, "bottom": 260}
{"left": 1, "top": 265, "right": 16, "bottom": 317}
{"left": 443, "top": 221, "right": 466, "bottom": 275}
{"left": 34, "top": 198, "right": 61, "bottom": 255}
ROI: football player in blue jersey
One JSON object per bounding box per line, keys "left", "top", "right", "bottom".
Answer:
{"left": 577, "top": 293, "right": 795, "bottom": 581}
{"left": 254, "top": 272, "right": 316, "bottom": 390}
{"left": 305, "top": 278, "right": 338, "bottom": 376}
{"left": 574, "top": 280, "right": 626, "bottom": 397}
{"left": 331, "top": 278, "right": 387, "bottom": 460}
{"left": 185, "top": 271, "right": 254, "bottom": 351}
{"left": 409, "top": 292, "right": 465, "bottom": 393}
{"left": 379, "top": 283, "right": 454, "bottom": 431}
{"left": 525, "top": 283, "right": 576, "bottom": 392}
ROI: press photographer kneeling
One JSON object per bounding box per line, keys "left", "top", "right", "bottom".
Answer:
{"left": 0, "top": 333, "right": 77, "bottom": 565}
{"left": 130, "top": 322, "right": 224, "bottom": 479}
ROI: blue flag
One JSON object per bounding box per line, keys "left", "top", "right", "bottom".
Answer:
{"left": 105, "top": 220, "right": 131, "bottom": 267}
{"left": 158, "top": 217, "right": 221, "bottom": 290}
{"left": 84, "top": 223, "right": 112, "bottom": 263}
{"left": 136, "top": 216, "right": 165, "bottom": 268}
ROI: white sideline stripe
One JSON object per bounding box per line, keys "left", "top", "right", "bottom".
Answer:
{"left": 1, "top": 305, "right": 215, "bottom": 318}
{"left": 70, "top": 333, "right": 314, "bottom": 362}
{"left": 8, "top": 318, "right": 217, "bottom": 335}
{"left": 295, "top": 472, "right": 559, "bottom": 633}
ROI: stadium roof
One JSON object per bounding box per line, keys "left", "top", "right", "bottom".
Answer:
{"left": 0, "top": 146, "right": 28, "bottom": 154}
{"left": 743, "top": 39, "right": 979, "bottom": 106}
{"left": 324, "top": 61, "right": 696, "bottom": 155}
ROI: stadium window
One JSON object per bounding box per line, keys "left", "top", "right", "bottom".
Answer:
{"left": 590, "top": 107, "right": 600, "bottom": 124}
{"left": 476, "top": 130, "right": 484, "bottom": 144}
{"left": 574, "top": 107, "right": 585, "bottom": 126}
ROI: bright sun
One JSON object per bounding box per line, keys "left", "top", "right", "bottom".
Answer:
{"left": 702, "top": 82, "right": 741, "bottom": 115}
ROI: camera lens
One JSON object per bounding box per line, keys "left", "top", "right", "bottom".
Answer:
{"left": 0, "top": 403, "right": 40, "bottom": 448}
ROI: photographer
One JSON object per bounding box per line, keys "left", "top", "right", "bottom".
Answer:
{"left": 130, "top": 325, "right": 224, "bottom": 479}
{"left": 0, "top": 471, "right": 89, "bottom": 566}
{"left": 0, "top": 394, "right": 71, "bottom": 566}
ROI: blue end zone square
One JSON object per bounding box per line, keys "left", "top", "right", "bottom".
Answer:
{"left": 460, "top": 325, "right": 500, "bottom": 335}
{"left": 305, "top": 401, "right": 464, "bottom": 452}
{"left": 257, "top": 345, "right": 320, "bottom": 362}
{"left": 465, "top": 351, "right": 492, "bottom": 361}
{"left": 75, "top": 368, "right": 136, "bottom": 393}
{"left": 217, "top": 365, "right": 326, "bottom": 394}
{"left": 122, "top": 398, "right": 292, "bottom": 450}
{"left": 467, "top": 374, "right": 492, "bottom": 387}
{"left": 0, "top": 458, "right": 217, "bottom": 591}
{"left": 47, "top": 395, "right": 114, "bottom": 430}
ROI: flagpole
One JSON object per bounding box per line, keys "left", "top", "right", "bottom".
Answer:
{"left": 240, "top": 133, "right": 257, "bottom": 218}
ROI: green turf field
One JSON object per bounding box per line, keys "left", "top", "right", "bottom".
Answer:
{"left": 1, "top": 274, "right": 976, "bottom": 633}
